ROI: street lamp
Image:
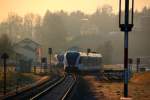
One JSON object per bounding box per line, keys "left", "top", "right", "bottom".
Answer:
{"left": 119, "top": 0, "right": 134, "bottom": 32}
{"left": 119, "top": 0, "right": 134, "bottom": 98}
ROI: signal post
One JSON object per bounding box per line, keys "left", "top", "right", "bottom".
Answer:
{"left": 119, "top": 0, "right": 134, "bottom": 99}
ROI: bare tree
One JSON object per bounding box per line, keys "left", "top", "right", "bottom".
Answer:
{"left": 7, "top": 13, "right": 23, "bottom": 42}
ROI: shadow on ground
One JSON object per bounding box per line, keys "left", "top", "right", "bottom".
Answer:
{"left": 71, "top": 77, "right": 97, "bottom": 100}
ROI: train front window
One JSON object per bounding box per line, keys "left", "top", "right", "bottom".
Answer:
{"left": 66, "top": 52, "right": 80, "bottom": 66}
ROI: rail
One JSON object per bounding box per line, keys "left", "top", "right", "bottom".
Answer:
{"left": 30, "top": 75, "right": 77, "bottom": 100}
{"left": 3, "top": 76, "right": 61, "bottom": 100}
{"left": 30, "top": 77, "right": 65, "bottom": 100}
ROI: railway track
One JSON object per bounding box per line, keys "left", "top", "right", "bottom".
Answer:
{"left": 104, "top": 70, "right": 124, "bottom": 80}
{"left": 3, "top": 76, "right": 61, "bottom": 100}
{"left": 30, "top": 75, "right": 77, "bottom": 100}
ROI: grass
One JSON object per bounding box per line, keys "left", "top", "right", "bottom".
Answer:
{"left": 0, "top": 65, "right": 64, "bottom": 93}
{"left": 83, "top": 71, "right": 150, "bottom": 100}
{"left": 0, "top": 67, "right": 41, "bottom": 93}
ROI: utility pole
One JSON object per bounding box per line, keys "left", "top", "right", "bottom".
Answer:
{"left": 119, "top": 0, "right": 134, "bottom": 98}
{"left": 1, "top": 53, "right": 9, "bottom": 95}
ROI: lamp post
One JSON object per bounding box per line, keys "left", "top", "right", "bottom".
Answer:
{"left": 119, "top": 0, "right": 134, "bottom": 98}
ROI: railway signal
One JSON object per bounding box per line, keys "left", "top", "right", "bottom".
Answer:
{"left": 136, "top": 58, "right": 140, "bottom": 72}
{"left": 1, "top": 53, "right": 9, "bottom": 95}
{"left": 87, "top": 48, "right": 91, "bottom": 66}
{"left": 48, "top": 48, "right": 52, "bottom": 73}
{"left": 41, "top": 57, "right": 48, "bottom": 73}
{"left": 87, "top": 48, "right": 91, "bottom": 56}
{"left": 119, "top": 0, "right": 134, "bottom": 98}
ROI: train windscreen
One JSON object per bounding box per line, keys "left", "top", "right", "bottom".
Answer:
{"left": 66, "top": 52, "right": 80, "bottom": 66}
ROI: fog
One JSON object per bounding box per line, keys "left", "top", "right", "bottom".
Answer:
{"left": 0, "top": 5, "right": 150, "bottom": 64}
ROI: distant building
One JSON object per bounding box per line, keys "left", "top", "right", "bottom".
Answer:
{"left": 80, "top": 19, "right": 99, "bottom": 35}
{"left": 14, "top": 38, "right": 41, "bottom": 72}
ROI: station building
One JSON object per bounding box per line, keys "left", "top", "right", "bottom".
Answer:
{"left": 14, "top": 38, "right": 41, "bottom": 72}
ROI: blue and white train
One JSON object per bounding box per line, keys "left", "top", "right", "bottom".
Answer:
{"left": 63, "top": 51, "right": 80, "bottom": 73}
{"left": 79, "top": 52, "right": 103, "bottom": 72}
{"left": 63, "top": 50, "right": 103, "bottom": 73}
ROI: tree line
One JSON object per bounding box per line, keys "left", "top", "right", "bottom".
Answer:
{"left": 0, "top": 5, "right": 150, "bottom": 64}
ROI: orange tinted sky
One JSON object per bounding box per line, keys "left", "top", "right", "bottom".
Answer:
{"left": 0, "top": 0, "right": 149, "bottom": 21}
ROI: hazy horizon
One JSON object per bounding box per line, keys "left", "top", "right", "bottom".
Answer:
{"left": 0, "top": 0, "right": 150, "bottom": 22}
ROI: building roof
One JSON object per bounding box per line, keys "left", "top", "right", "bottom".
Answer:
{"left": 14, "top": 38, "right": 41, "bottom": 51}
{"left": 15, "top": 38, "right": 40, "bottom": 47}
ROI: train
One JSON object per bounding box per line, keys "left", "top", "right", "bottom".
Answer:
{"left": 55, "top": 53, "right": 64, "bottom": 66}
{"left": 63, "top": 50, "right": 103, "bottom": 74}
{"left": 63, "top": 50, "right": 80, "bottom": 73}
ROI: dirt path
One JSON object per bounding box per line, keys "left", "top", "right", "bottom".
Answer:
{"left": 84, "top": 75, "right": 122, "bottom": 100}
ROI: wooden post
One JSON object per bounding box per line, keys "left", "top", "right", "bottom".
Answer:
{"left": 1, "top": 53, "right": 9, "bottom": 95}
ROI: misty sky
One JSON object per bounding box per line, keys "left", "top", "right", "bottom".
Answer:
{"left": 0, "top": 0, "right": 150, "bottom": 21}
